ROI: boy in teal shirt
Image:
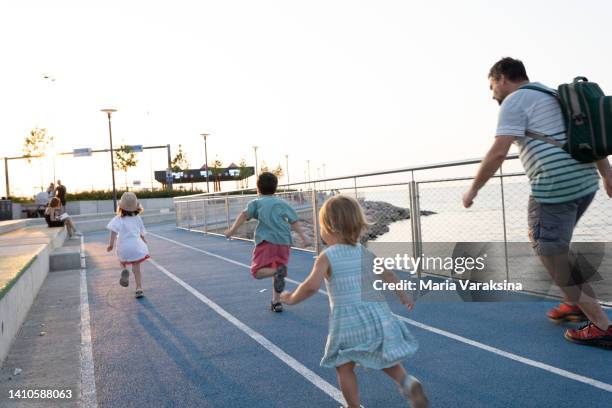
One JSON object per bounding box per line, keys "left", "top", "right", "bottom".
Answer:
{"left": 225, "top": 172, "right": 309, "bottom": 312}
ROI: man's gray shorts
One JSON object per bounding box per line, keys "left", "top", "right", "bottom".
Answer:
{"left": 527, "top": 192, "right": 595, "bottom": 256}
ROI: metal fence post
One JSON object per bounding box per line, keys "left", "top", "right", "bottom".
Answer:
{"left": 187, "top": 201, "right": 192, "bottom": 230}
{"left": 203, "top": 199, "right": 208, "bottom": 233}
{"left": 311, "top": 186, "right": 321, "bottom": 255}
{"left": 409, "top": 181, "right": 423, "bottom": 278}
{"left": 174, "top": 201, "right": 179, "bottom": 227}
{"left": 499, "top": 166, "right": 510, "bottom": 284}
{"left": 225, "top": 196, "right": 231, "bottom": 230}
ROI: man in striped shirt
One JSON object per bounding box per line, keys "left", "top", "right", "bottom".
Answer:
{"left": 462, "top": 57, "right": 612, "bottom": 348}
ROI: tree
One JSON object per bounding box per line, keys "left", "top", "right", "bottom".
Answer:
{"left": 170, "top": 144, "right": 194, "bottom": 189}
{"left": 211, "top": 159, "right": 223, "bottom": 192}
{"left": 23, "top": 127, "right": 54, "bottom": 162}
{"left": 114, "top": 145, "right": 138, "bottom": 190}
{"left": 171, "top": 144, "right": 190, "bottom": 172}
{"left": 238, "top": 158, "right": 249, "bottom": 189}
{"left": 259, "top": 161, "right": 270, "bottom": 174}
{"left": 273, "top": 164, "right": 283, "bottom": 178}
{"left": 23, "top": 127, "right": 55, "bottom": 191}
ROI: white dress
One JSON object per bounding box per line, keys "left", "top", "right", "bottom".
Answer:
{"left": 106, "top": 215, "right": 149, "bottom": 263}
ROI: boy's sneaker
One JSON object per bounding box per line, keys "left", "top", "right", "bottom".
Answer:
{"left": 564, "top": 322, "right": 612, "bottom": 348}
{"left": 270, "top": 302, "right": 283, "bottom": 313}
{"left": 273, "top": 264, "right": 287, "bottom": 293}
{"left": 547, "top": 302, "right": 587, "bottom": 323}
{"left": 119, "top": 269, "right": 129, "bottom": 287}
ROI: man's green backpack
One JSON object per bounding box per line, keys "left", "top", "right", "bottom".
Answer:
{"left": 522, "top": 77, "right": 612, "bottom": 163}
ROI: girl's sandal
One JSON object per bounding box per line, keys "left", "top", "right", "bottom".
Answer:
{"left": 135, "top": 289, "right": 144, "bottom": 298}
{"left": 270, "top": 302, "right": 283, "bottom": 313}
{"left": 399, "top": 375, "right": 428, "bottom": 408}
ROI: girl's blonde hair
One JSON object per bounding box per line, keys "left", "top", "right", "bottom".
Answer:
{"left": 117, "top": 206, "right": 143, "bottom": 217}
{"left": 319, "top": 195, "right": 369, "bottom": 245}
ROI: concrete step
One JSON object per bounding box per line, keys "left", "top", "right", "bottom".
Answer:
{"left": 49, "top": 240, "right": 83, "bottom": 272}
{"left": 0, "top": 219, "right": 27, "bottom": 235}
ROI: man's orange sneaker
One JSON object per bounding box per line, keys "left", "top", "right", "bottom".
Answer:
{"left": 564, "top": 322, "right": 612, "bottom": 348}
{"left": 547, "top": 303, "right": 587, "bottom": 323}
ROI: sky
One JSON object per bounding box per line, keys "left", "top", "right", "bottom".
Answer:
{"left": 1, "top": 0, "right": 612, "bottom": 196}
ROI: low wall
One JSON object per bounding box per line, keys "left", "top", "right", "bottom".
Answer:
{"left": 66, "top": 197, "right": 174, "bottom": 215}
{"left": 74, "top": 211, "right": 176, "bottom": 233}
{"left": 11, "top": 197, "right": 175, "bottom": 219}
{"left": 0, "top": 228, "right": 66, "bottom": 364}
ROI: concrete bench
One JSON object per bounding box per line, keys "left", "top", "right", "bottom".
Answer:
{"left": 0, "top": 226, "right": 67, "bottom": 364}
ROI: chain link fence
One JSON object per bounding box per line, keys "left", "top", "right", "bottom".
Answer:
{"left": 174, "top": 156, "right": 612, "bottom": 303}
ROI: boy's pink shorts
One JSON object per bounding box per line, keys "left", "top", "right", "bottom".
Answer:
{"left": 250, "top": 241, "right": 290, "bottom": 276}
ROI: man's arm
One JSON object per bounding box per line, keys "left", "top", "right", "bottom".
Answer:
{"left": 596, "top": 157, "right": 612, "bottom": 198}
{"left": 463, "top": 136, "right": 515, "bottom": 208}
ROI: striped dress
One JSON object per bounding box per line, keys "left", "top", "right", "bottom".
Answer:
{"left": 320, "top": 244, "right": 418, "bottom": 369}
{"left": 496, "top": 82, "right": 600, "bottom": 204}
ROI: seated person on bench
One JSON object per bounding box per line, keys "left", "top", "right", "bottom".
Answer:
{"left": 44, "top": 197, "right": 82, "bottom": 238}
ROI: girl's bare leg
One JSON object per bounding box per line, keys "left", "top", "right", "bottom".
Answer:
{"left": 382, "top": 363, "right": 407, "bottom": 384}
{"left": 383, "top": 364, "right": 428, "bottom": 408}
{"left": 132, "top": 263, "right": 142, "bottom": 290}
{"left": 336, "top": 362, "right": 360, "bottom": 408}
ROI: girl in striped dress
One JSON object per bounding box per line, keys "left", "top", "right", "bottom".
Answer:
{"left": 281, "top": 195, "right": 427, "bottom": 408}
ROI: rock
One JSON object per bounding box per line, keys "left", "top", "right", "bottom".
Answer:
{"left": 288, "top": 199, "right": 435, "bottom": 247}
{"left": 39, "top": 331, "right": 47, "bottom": 336}
{"left": 13, "top": 368, "right": 22, "bottom": 376}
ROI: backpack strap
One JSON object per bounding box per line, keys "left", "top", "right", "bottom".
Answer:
{"left": 518, "top": 85, "right": 565, "bottom": 148}
{"left": 520, "top": 84, "right": 558, "bottom": 98}
{"left": 524, "top": 129, "right": 564, "bottom": 148}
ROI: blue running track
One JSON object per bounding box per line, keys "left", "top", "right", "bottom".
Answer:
{"left": 82, "top": 223, "right": 612, "bottom": 408}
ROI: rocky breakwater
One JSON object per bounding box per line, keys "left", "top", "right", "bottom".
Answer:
{"left": 291, "top": 200, "right": 435, "bottom": 250}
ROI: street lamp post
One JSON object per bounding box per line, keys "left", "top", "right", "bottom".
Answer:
{"left": 285, "top": 154, "right": 289, "bottom": 189}
{"left": 42, "top": 74, "right": 58, "bottom": 186}
{"left": 101, "top": 109, "right": 118, "bottom": 211}
{"left": 306, "top": 160, "right": 311, "bottom": 189}
{"left": 253, "top": 146, "right": 259, "bottom": 176}
{"left": 322, "top": 163, "right": 326, "bottom": 190}
{"left": 201, "top": 133, "right": 210, "bottom": 193}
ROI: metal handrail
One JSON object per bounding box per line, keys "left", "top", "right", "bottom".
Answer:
{"left": 174, "top": 154, "right": 521, "bottom": 201}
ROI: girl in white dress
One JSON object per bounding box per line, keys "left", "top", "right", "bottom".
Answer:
{"left": 106, "top": 192, "right": 150, "bottom": 298}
